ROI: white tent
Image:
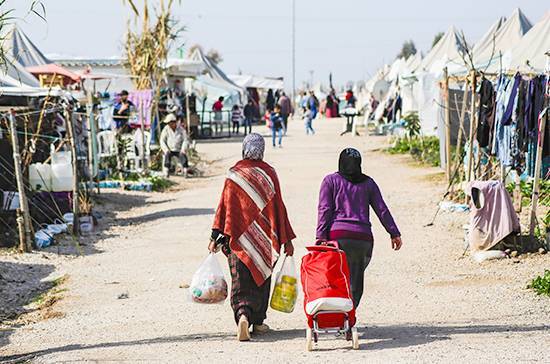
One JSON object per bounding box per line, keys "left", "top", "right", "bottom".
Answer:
{"left": 418, "top": 26, "right": 468, "bottom": 76}
{"left": 476, "top": 9, "right": 532, "bottom": 72}
{"left": 187, "top": 48, "right": 244, "bottom": 96}
{"left": 165, "top": 58, "right": 206, "bottom": 77}
{"left": 471, "top": 16, "right": 506, "bottom": 62}
{"left": 7, "top": 25, "right": 51, "bottom": 67}
{"left": 228, "top": 74, "right": 284, "bottom": 90}
{"left": 405, "top": 53, "right": 422, "bottom": 73}
{"left": 507, "top": 12, "right": 550, "bottom": 73}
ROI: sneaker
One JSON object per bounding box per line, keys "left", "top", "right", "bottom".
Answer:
{"left": 278, "top": 145, "right": 283, "bottom": 148}
{"left": 237, "top": 315, "right": 250, "bottom": 341}
{"left": 252, "top": 323, "right": 270, "bottom": 335}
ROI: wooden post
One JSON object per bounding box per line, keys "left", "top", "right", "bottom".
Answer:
{"left": 529, "top": 109, "right": 547, "bottom": 236}
{"left": 466, "top": 70, "right": 477, "bottom": 184}
{"left": 443, "top": 67, "right": 452, "bottom": 183}
{"left": 9, "top": 111, "right": 32, "bottom": 252}
{"left": 140, "top": 99, "right": 147, "bottom": 172}
{"left": 85, "top": 92, "right": 97, "bottom": 192}
{"left": 65, "top": 107, "right": 80, "bottom": 236}
{"left": 453, "top": 78, "right": 470, "bottom": 176}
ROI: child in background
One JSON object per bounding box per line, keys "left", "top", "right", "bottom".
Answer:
{"left": 270, "top": 105, "right": 284, "bottom": 148}
{"left": 231, "top": 104, "right": 242, "bottom": 135}
{"left": 304, "top": 106, "right": 315, "bottom": 135}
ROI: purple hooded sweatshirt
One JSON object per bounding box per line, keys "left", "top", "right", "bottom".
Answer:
{"left": 316, "top": 172, "right": 400, "bottom": 241}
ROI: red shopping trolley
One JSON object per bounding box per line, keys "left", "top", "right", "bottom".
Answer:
{"left": 300, "top": 241, "right": 359, "bottom": 351}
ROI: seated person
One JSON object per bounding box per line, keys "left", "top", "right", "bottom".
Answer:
{"left": 160, "top": 113, "right": 189, "bottom": 178}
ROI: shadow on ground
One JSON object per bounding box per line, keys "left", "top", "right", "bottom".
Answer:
{"left": 0, "top": 260, "right": 56, "bottom": 346}
{"left": 2, "top": 322, "right": 549, "bottom": 361}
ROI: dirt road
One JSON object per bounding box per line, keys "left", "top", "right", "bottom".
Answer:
{"left": 1, "top": 118, "right": 549, "bottom": 363}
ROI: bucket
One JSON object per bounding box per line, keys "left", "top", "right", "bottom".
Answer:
{"left": 63, "top": 213, "right": 74, "bottom": 224}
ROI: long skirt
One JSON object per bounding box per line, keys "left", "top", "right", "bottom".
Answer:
{"left": 228, "top": 252, "right": 271, "bottom": 325}
{"left": 336, "top": 239, "right": 374, "bottom": 308}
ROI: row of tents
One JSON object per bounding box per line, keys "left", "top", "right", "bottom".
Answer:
{"left": 360, "top": 8, "right": 550, "bottom": 135}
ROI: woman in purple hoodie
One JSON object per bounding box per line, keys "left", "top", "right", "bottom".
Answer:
{"left": 316, "top": 148, "right": 402, "bottom": 307}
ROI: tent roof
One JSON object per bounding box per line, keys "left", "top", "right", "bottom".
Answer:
{"left": 229, "top": 74, "right": 284, "bottom": 89}
{"left": 26, "top": 63, "right": 81, "bottom": 83}
{"left": 507, "top": 12, "right": 550, "bottom": 73}
{"left": 475, "top": 9, "right": 532, "bottom": 69}
{"left": 405, "top": 53, "right": 422, "bottom": 72}
{"left": 165, "top": 58, "right": 206, "bottom": 77}
{"left": 472, "top": 16, "right": 506, "bottom": 60}
{"left": 418, "top": 26, "right": 468, "bottom": 74}
{"left": 187, "top": 48, "right": 243, "bottom": 93}
{"left": 7, "top": 25, "right": 51, "bottom": 67}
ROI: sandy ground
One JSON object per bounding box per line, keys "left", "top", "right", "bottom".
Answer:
{"left": 1, "top": 118, "right": 549, "bottom": 363}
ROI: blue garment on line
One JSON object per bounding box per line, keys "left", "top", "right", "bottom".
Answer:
{"left": 492, "top": 73, "right": 521, "bottom": 166}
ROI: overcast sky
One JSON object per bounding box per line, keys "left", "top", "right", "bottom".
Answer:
{"left": 8, "top": 0, "right": 550, "bottom": 88}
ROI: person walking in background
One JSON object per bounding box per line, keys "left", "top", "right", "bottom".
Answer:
{"left": 308, "top": 91, "right": 319, "bottom": 120}
{"left": 242, "top": 99, "right": 254, "bottom": 135}
{"left": 160, "top": 113, "right": 189, "bottom": 178}
{"left": 277, "top": 92, "right": 292, "bottom": 135}
{"left": 212, "top": 96, "right": 224, "bottom": 135}
{"left": 345, "top": 90, "right": 357, "bottom": 108}
{"left": 210, "top": 133, "right": 295, "bottom": 341}
{"left": 304, "top": 105, "right": 315, "bottom": 135}
{"left": 316, "top": 148, "right": 402, "bottom": 307}
{"left": 270, "top": 105, "right": 284, "bottom": 148}
{"left": 266, "top": 89, "right": 275, "bottom": 112}
{"left": 231, "top": 104, "right": 243, "bottom": 135}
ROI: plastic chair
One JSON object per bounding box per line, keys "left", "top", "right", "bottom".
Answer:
{"left": 97, "top": 130, "right": 117, "bottom": 158}
{"left": 133, "top": 129, "right": 151, "bottom": 170}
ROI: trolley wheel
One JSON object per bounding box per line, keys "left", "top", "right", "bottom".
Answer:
{"left": 306, "top": 328, "right": 313, "bottom": 351}
{"left": 351, "top": 327, "right": 359, "bottom": 350}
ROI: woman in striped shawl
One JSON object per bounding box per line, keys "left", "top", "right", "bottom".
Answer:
{"left": 209, "top": 133, "right": 295, "bottom": 341}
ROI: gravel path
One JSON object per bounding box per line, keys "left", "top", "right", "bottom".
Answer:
{"left": 1, "top": 118, "right": 549, "bottom": 363}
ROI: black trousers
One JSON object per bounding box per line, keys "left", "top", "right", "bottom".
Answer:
{"left": 337, "top": 239, "right": 374, "bottom": 308}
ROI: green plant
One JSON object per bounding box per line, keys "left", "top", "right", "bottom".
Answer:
{"left": 148, "top": 175, "right": 175, "bottom": 192}
{"left": 528, "top": 270, "right": 550, "bottom": 297}
{"left": 387, "top": 136, "right": 441, "bottom": 167}
{"left": 403, "top": 111, "right": 421, "bottom": 139}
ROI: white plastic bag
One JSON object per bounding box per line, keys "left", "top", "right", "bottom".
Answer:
{"left": 270, "top": 255, "right": 298, "bottom": 313}
{"left": 189, "top": 253, "right": 228, "bottom": 304}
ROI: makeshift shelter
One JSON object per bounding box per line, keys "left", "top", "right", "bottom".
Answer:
{"left": 26, "top": 63, "right": 81, "bottom": 87}
{"left": 506, "top": 12, "right": 550, "bottom": 73}
{"left": 165, "top": 58, "right": 206, "bottom": 77}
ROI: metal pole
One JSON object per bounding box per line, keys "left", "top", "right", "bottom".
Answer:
{"left": 291, "top": 0, "right": 296, "bottom": 108}
{"left": 9, "top": 110, "right": 32, "bottom": 252}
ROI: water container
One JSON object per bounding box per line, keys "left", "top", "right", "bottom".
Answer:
{"left": 29, "top": 163, "right": 52, "bottom": 191}
{"left": 35, "top": 229, "right": 53, "bottom": 249}
{"left": 51, "top": 160, "right": 73, "bottom": 192}
{"left": 51, "top": 148, "right": 72, "bottom": 165}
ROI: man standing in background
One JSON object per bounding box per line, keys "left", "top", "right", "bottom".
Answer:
{"left": 277, "top": 92, "right": 292, "bottom": 135}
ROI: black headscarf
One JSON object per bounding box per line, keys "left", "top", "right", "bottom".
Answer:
{"left": 338, "top": 148, "right": 368, "bottom": 184}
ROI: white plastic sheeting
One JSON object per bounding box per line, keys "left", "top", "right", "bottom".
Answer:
{"left": 507, "top": 12, "right": 550, "bottom": 73}
{"left": 229, "top": 74, "right": 284, "bottom": 90}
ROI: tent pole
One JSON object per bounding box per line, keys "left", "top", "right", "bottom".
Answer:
{"left": 9, "top": 110, "right": 32, "bottom": 252}
{"left": 453, "top": 77, "right": 469, "bottom": 180}
{"left": 443, "top": 67, "right": 451, "bottom": 183}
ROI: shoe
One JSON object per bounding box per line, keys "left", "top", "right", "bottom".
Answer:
{"left": 252, "top": 323, "right": 270, "bottom": 335}
{"left": 237, "top": 315, "right": 250, "bottom": 341}
{"left": 278, "top": 145, "right": 283, "bottom": 148}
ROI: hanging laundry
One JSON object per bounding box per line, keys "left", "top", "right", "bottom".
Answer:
{"left": 477, "top": 77, "right": 495, "bottom": 148}
{"left": 492, "top": 73, "right": 521, "bottom": 166}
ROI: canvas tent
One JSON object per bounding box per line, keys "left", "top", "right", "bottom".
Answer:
{"left": 418, "top": 26, "right": 468, "bottom": 76}
{"left": 506, "top": 12, "right": 550, "bottom": 73}
{"left": 187, "top": 48, "right": 244, "bottom": 97}
{"left": 165, "top": 58, "right": 206, "bottom": 77}
{"left": 7, "top": 25, "right": 51, "bottom": 67}
{"left": 474, "top": 9, "right": 532, "bottom": 72}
